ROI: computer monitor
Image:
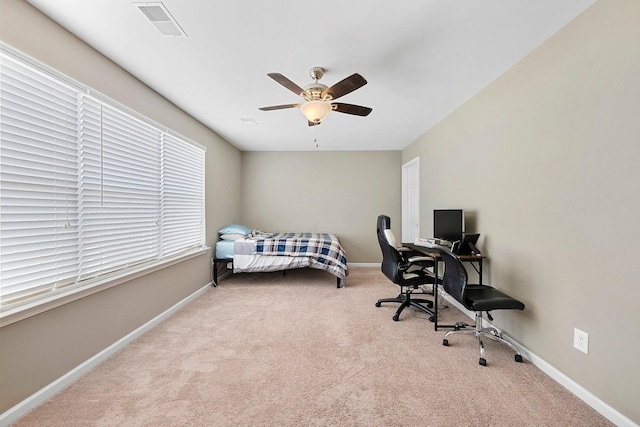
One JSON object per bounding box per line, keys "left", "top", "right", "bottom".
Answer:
{"left": 433, "top": 209, "right": 464, "bottom": 243}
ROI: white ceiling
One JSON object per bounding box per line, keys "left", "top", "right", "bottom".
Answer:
{"left": 26, "top": 0, "right": 595, "bottom": 152}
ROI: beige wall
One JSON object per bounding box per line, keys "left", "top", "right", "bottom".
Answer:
{"left": 240, "top": 151, "right": 402, "bottom": 263}
{"left": 403, "top": 0, "right": 640, "bottom": 422}
{"left": 0, "top": 0, "right": 242, "bottom": 413}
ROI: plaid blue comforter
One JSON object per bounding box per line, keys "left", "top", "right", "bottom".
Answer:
{"left": 255, "top": 232, "right": 348, "bottom": 281}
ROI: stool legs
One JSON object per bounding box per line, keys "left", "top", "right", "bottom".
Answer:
{"left": 442, "top": 311, "right": 524, "bottom": 366}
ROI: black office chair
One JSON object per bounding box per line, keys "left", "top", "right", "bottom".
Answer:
{"left": 377, "top": 214, "right": 437, "bottom": 269}
{"left": 437, "top": 247, "right": 525, "bottom": 366}
{"left": 374, "top": 215, "right": 437, "bottom": 322}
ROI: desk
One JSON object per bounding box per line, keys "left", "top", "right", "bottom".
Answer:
{"left": 403, "top": 243, "right": 486, "bottom": 331}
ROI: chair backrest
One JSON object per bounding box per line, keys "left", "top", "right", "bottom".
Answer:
{"left": 376, "top": 215, "right": 390, "bottom": 247}
{"left": 438, "top": 247, "right": 470, "bottom": 309}
{"left": 376, "top": 215, "right": 403, "bottom": 284}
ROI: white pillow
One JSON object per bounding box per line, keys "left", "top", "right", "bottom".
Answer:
{"left": 220, "top": 233, "right": 244, "bottom": 241}
{"left": 218, "top": 224, "right": 251, "bottom": 235}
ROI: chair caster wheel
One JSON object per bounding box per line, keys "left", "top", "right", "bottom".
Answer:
{"left": 442, "top": 339, "right": 449, "bottom": 346}
{"left": 392, "top": 315, "right": 400, "bottom": 321}
{"left": 515, "top": 354, "right": 523, "bottom": 363}
{"left": 479, "top": 358, "right": 487, "bottom": 366}
{"left": 375, "top": 302, "right": 381, "bottom": 307}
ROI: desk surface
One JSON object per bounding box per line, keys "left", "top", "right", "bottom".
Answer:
{"left": 403, "top": 243, "right": 486, "bottom": 260}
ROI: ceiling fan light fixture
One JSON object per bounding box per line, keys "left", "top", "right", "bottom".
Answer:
{"left": 261, "top": 69, "right": 371, "bottom": 125}
{"left": 300, "top": 100, "right": 332, "bottom": 123}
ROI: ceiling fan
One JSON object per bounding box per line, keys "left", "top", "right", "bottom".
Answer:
{"left": 259, "top": 67, "right": 372, "bottom": 126}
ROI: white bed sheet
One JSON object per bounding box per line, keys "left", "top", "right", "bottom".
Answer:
{"left": 233, "top": 253, "right": 311, "bottom": 273}
{"left": 233, "top": 236, "right": 311, "bottom": 273}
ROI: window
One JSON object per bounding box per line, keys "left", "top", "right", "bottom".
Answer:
{"left": 0, "top": 44, "right": 206, "bottom": 312}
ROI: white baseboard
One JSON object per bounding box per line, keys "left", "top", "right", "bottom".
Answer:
{"left": 439, "top": 293, "right": 638, "bottom": 427}
{"left": 0, "top": 282, "right": 213, "bottom": 427}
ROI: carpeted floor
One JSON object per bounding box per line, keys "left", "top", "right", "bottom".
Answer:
{"left": 14, "top": 267, "right": 613, "bottom": 426}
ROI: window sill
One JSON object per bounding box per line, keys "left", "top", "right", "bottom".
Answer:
{"left": 0, "top": 247, "right": 210, "bottom": 328}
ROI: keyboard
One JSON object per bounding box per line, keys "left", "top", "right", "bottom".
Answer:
{"left": 414, "top": 237, "right": 452, "bottom": 248}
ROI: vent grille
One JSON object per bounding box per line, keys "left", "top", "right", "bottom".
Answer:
{"left": 138, "top": 5, "right": 169, "bottom": 22}
{"left": 134, "top": 2, "right": 187, "bottom": 37}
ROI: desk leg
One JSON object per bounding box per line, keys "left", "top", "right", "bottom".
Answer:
{"left": 434, "top": 260, "right": 455, "bottom": 331}
{"left": 433, "top": 260, "right": 439, "bottom": 331}
{"left": 433, "top": 260, "right": 451, "bottom": 331}
{"left": 433, "top": 263, "right": 454, "bottom": 331}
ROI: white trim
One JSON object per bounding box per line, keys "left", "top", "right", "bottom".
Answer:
{"left": 439, "top": 292, "right": 638, "bottom": 427}
{"left": 348, "top": 263, "right": 380, "bottom": 267}
{"left": 0, "top": 281, "right": 213, "bottom": 427}
{"left": 402, "top": 157, "right": 420, "bottom": 243}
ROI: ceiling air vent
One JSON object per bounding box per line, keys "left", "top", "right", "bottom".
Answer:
{"left": 134, "top": 2, "right": 187, "bottom": 37}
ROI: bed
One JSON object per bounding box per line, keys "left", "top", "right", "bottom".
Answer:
{"left": 213, "top": 225, "right": 348, "bottom": 288}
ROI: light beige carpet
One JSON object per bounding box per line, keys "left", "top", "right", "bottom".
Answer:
{"left": 14, "top": 267, "right": 612, "bottom": 426}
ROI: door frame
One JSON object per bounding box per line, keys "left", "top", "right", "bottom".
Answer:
{"left": 401, "top": 157, "right": 420, "bottom": 243}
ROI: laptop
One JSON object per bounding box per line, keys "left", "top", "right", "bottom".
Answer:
{"left": 452, "top": 233, "right": 480, "bottom": 255}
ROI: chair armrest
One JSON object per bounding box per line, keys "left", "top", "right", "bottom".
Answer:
{"left": 407, "top": 256, "right": 433, "bottom": 264}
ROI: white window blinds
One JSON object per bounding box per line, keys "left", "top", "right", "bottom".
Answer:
{"left": 77, "top": 96, "right": 162, "bottom": 280}
{"left": 0, "top": 54, "right": 80, "bottom": 302}
{"left": 0, "top": 45, "right": 206, "bottom": 309}
{"left": 161, "top": 133, "right": 205, "bottom": 258}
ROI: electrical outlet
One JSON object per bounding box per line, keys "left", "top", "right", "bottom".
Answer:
{"left": 573, "top": 328, "right": 589, "bottom": 354}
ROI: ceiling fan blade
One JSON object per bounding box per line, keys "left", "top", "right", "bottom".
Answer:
{"left": 332, "top": 102, "right": 372, "bottom": 116}
{"left": 322, "top": 73, "right": 367, "bottom": 100}
{"left": 258, "top": 104, "right": 300, "bottom": 111}
{"left": 267, "top": 73, "right": 306, "bottom": 98}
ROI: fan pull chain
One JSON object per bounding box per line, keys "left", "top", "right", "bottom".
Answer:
{"left": 312, "top": 124, "right": 318, "bottom": 148}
